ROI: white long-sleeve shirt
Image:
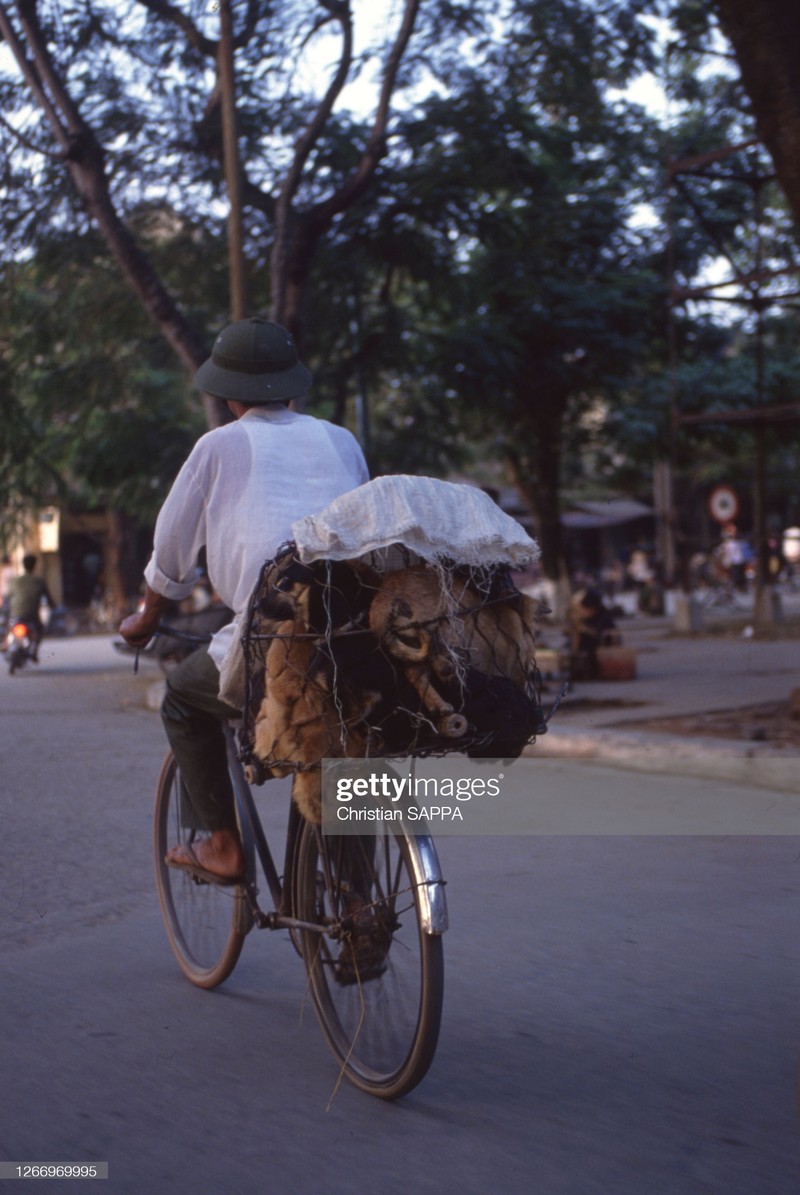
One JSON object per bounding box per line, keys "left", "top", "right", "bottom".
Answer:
{"left": 144, "top": 405, "right": 369, "bottom": 669}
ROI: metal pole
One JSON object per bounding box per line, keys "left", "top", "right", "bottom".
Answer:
{"left": 752, "top": 177, "right": 769, "bottom": 621}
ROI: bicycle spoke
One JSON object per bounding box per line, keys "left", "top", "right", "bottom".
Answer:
{"left": 154, "top": 753, "right": 248, "bottom": 989}
{"left": 295, "top": 822, "right": 443, "bottom": 1099}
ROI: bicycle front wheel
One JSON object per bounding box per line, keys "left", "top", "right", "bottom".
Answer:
{"left": 294, "top": 822, "right": 444, "bottom": 1099}
{"left": 154, "top": 752, "right": 249, "bottom": 989}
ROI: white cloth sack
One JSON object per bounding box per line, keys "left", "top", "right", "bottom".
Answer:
{"left": 291, "top": 475, "right": 540, "bottom": 567}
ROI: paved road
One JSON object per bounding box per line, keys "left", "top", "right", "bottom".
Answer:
{"left": 2, "top": 639, "right": 800, "bottom": 1194}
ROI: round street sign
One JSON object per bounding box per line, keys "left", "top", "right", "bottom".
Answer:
{"left": 708, "top": 484, "right": 740, "bottom": 524}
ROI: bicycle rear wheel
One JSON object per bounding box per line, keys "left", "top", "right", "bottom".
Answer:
{"left": 294, "top": 821, "right": 444, "bottom": 1099}
{"left": 154, "top": 752, "right": 250, "bottom": 989}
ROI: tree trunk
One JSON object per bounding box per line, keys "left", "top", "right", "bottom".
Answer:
{"left": 218, "top": 0, "right": 247, "bottom": 322}
{"left": 532, "top": 438, "right": 565, "bottom": 585}
{"left": 508, "top": 428, "right": 572, "bottom": 621}
{"left": 66, "top": 142, "right": 227, "bottom": 429}
{"left": 104, "top": 509, "right": 131, "bottom": 623}
{"left": 269, "top": 210, "right": 311, "bottom": 346}
{"left": 505, "top": 410, "right": 567, "bottom": 583}
{"left": 714, "top": 0, "right": 800, "bottom": 225}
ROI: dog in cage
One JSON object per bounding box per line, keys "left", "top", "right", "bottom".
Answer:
{"left": 245, "top": 549, "right": 546, "bottom": 823}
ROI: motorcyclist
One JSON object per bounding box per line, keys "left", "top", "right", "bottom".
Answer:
{"left": 8, "top": 554, "right": 54, "bottom": 662}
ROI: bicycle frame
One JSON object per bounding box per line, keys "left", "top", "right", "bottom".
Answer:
{"left": 222, "top": 724, "right": 449, "bottom": 938}
{"left": 153, "top": 629, "right": 449, "bottom": 1096}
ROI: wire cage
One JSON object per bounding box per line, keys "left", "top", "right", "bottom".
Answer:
{"left": 238, "top": 542, "right": 547, "bottom": 817}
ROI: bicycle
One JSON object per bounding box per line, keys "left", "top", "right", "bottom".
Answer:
{"left": 697, "top": 581, "right": 750, "bottom": 612}
{"left": 150, "top": 631, "right": 448, "bottom": 1101}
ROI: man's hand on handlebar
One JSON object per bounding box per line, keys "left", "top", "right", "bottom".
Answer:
{"left": 119, "top": 585, "right": 172, "bottom": 649}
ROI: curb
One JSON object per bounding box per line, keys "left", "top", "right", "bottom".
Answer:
{"left": 144, "top": 678, "right": 798, "bottom": 794}
{"left": 527, "top": 728, "right": 800, "bottom": 794}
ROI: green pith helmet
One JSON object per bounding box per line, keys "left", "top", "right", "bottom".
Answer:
{"left": 195, "top": 317, "right": 312, "bottom": 403}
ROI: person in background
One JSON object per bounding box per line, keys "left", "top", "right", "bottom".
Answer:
{"left": 7, "top": 554, "right": 54, "bottom": 661}
{"left": 718, "top": 523, "right": 748, "bottom": 591}
{"left": 567, "top": 585, "right": 617, "bottom": 678}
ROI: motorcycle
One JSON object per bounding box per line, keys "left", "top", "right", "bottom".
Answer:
{"left": 5, "top": 620, "right": 37, "bottom": 674}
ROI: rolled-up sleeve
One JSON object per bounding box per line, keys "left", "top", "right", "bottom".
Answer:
{"left": 144, "top": 459, "right": 208, "bottom": 601}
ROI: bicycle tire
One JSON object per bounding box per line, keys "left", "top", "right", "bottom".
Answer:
{"left": 294, "top": 820, "right": 444, "bottom": 1099}
{"left": 154, "top": 752, "right": 249, "bottom": 989}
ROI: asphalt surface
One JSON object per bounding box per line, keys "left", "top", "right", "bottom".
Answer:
{"left": 1, "top": 632, "right": 800, "bottom": 1194}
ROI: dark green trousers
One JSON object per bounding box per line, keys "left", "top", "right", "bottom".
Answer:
{"left": 161, "top": 648, "right": 241, "bottom": 833}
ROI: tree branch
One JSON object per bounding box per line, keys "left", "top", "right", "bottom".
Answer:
{"left": 269, "top": 0, "right": 421, "bottom": 325}
{"left": 133, "top": 0, "right": 257, "bottom": 56}
{"left": 2, "top": 0, "right": 222, "bottom": 424}
{"left": 233, "top": 0, "right": 260, "bottom": 50}
{"left": 0, "top": 1, "right": 71, "bottom": 153}
{"left": 0, "top": 105, "right": 62, "bottom": 159}
{"left": 242, "top": 175, "right": 276, "bottom": 221}
{"left": 134, "top": 0, "right": 217, "bottom": 57}
{"left": 15, "top": 0, "right": 93, "bottom": 139}
{"left": 714, "top": 0, "right": 800, "bottom": 226}
{"left": 276, "top": 2, "right": 354, "bottom": 214}
{"left": 270, "top": 0, "right": 354, "bottom": 319}
{"left": 310, "top": 0, "right": 421, "bottom": 227}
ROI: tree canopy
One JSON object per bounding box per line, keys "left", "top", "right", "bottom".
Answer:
{"left": 1, "top": 0, "right": 799, "bottom": 592}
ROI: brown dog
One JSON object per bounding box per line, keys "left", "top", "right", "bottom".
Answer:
{"left": 368, "top": 565, "right": 538, "bottom": 728}
{"left": 250, "top": 558, "right": 541, "bottom": 821}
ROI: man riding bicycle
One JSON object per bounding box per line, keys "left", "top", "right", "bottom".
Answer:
{"left": 119, "top": 318, "right": 369, "bottom": 883}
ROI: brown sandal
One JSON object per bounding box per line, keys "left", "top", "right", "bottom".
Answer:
{"left": 165, "top": 841, "right": 245, "bottom": 886}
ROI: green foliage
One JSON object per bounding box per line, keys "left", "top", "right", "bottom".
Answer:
{"left": 0, "top": 227, "right": 210, "bottom": 538}
{"left": 312, "top": 2, "right": 667, "bottom": 570}
{"left": 1, "top": 0, "right": 798, "bottom": 575}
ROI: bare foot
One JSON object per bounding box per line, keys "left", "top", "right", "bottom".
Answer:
{"left": 165, "top": 829, "right": 245, "bottom": 882}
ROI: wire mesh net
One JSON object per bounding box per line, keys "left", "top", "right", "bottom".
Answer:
{"left": 238, "top": 543, "right": 546, "bottom": 815}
